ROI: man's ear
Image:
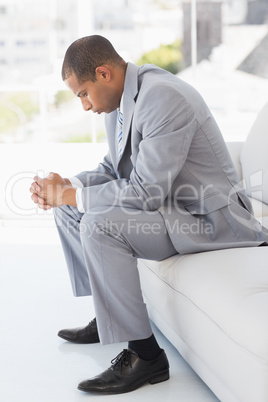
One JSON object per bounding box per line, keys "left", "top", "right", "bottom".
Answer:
{"left": 95, "top": 66, "right": 111, "bottom": 82}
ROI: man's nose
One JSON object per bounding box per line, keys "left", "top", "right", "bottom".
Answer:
{"left": 81, "top": 97, "right": 91, "bottom": 111}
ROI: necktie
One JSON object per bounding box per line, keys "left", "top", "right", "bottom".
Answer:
{"left": 117, "top": 109, "right": 123, "bottom": 159}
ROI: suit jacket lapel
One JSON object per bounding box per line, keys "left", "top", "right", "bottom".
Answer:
{"left": 117, "top": 63, "right": 139, "bottom": 166}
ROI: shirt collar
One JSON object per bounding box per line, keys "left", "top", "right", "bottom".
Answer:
{"left": 118, "top": 92, "right": 124, "bottom": 114}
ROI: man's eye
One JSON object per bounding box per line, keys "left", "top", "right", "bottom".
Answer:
{"left": 82, "top": 93, "right": 87, "bottom": 98}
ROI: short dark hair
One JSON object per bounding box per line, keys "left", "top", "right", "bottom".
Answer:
{"left": 62, "top": 35, "right": 124, "bottom": 83}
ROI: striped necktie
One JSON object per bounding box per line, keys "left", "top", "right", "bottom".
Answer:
{"left": 117, "top": 109, "right": 123, "bottom": 159}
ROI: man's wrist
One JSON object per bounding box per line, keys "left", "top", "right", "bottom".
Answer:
{"left": 62, "top": 186, "right": 77, "bottom": 207}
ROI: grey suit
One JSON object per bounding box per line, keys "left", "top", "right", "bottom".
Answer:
{"left": 54, "top": 63, "right": 268, "bottom": 344}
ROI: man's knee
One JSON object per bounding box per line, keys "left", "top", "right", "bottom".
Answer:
{"left": 54, "top": 204, "right": 84, "bottom": 230}
{"left": 79, "top": 207, "right": 129, "bottom": 242}
{"left": 53, "top": 205, "right": 66, "bottom": 228}
{"left": 80, "top": 207, "right": 108, "bottom": 239}
{"left": 54, "top": 204, "right": 75, "bottom": 218}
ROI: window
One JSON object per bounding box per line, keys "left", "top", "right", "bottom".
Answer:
{"left": 0, "top": 0, "right": 267, "bottom": 144}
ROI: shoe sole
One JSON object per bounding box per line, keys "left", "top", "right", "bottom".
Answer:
{"left": 77, "top": 369, "right": 170, "bottom": 394}
{"left": 57, "top": 333, "right": 100, "bottom": 344}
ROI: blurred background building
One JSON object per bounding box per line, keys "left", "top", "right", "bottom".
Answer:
{"left": 0, "top": 0, "right": 267, "bottom": 85}
{"left": 0, "top": 0, "right": 182, "bottom": 84}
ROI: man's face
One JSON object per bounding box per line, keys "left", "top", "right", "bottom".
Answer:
{"left": 65, "top": 72, "right": 119, "bottom": 115}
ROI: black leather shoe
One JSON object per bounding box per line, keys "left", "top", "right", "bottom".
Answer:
{"left": 77, "top": 348, "right": 169, "bottom": 394}
{"left": 57, "top": 318, "right": 100, "bottom": 344}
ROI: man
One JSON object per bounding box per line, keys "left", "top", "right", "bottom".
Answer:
{"left": 30, "top": 35, "right": 268, "bottom": 394}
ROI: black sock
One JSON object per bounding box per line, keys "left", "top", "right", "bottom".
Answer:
{"left": 128, "top": 334, "right": 161, "bottom": 361}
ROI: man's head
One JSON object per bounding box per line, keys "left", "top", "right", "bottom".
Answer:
{"left": 62, "top": 35, "right": 126, "bottom": 114}
{"left": 62, "top": 35, "right": 125, "bottom": 83}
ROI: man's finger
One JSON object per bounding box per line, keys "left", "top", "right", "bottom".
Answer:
{"left": 31, "top": 194, "right": 52, "bottom": 210}
{"left": 30, "top": 183, "right": 40, "bottom": 194}
{"left": 33, "top": 175, "right": 44, "bottom": 185}
{"left": 48, "top": 172, "right": 54, "bottom": 179}
{"left": 31, "top": 193, "right": 38, "bottom": 203}
{"left": 31, "top": 194, "right": 43, "bottom": 204}
{"left": 38, "top": 203, "right": 52, "bottom": 211}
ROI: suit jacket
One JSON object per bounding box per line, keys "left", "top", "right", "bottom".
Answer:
{"left": 76, "top": 63, "right": 268, "bottom": 254}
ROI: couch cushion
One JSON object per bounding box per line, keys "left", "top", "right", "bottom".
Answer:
{"left": 138, "top": 247, "right": 268, "bottom": 401}
{"left": 140, "top": 248, "right": 268, "bottom": 363}
{"left": 240, "top": 102, "right": 268, "bottom": 204}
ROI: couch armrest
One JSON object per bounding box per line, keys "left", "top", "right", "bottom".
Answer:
{"left": 249, "top": 197, "right": 268, "bottom": 224}
{"left": 226, "top": 141, "right": 243, "bottom": 180}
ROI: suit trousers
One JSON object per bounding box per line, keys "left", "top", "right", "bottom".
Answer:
{"left": 54, "top": 204, "right": 177, "bottom": 344}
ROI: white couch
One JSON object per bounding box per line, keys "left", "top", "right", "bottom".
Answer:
{"left": 138, "top": 102, "right": 268, "bottom": 402}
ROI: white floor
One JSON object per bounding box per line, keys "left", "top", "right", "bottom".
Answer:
{"left": 0, "top": 223, "right": 220, "bottom": 402}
